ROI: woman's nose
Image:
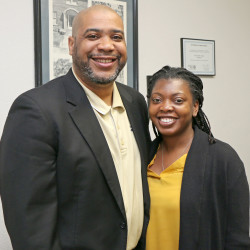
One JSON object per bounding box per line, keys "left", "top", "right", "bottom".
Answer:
{"left": 160, "top": 101, "right": 174, "bottom": 112}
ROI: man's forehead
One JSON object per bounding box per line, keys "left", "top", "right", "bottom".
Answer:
{"left": 79, "top": 16, "right": 124, "bottom": 32}
{"left": 83, "top": 11, "right": 122, "bottom": 24}
{"left": 72, "top": 6, "right": 124, "bottom": 36}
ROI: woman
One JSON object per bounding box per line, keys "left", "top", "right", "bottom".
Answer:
{"left": 146, "top": 66, "right": 250, "bottom": 250}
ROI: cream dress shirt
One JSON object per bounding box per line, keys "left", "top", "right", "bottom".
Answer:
{"left": 73, "top": 70, "right": 144, "bottom": 250}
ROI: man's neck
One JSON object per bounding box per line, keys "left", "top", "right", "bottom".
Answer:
{"left": 86, "top": 82, "right": 114, "bottom": 106}
{"left": 73, "top": 67, "right": 114, "bottom": 106}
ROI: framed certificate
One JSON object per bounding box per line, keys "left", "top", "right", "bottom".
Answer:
{"left": 33, "top": 0, "right": 138, "bottom": 89}
{"left": 181, "top": 38, "right": 215, "bottom": 76}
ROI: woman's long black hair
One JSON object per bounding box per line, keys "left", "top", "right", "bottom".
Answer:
{"left": 147, "top": 65, "right": 216, "bottom": 144}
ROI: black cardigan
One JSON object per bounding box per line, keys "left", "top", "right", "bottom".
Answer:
{"left": 149, "top": 127, "right": 250, "bottom": 250}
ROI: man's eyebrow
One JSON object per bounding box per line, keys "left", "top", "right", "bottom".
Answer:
{"left": 112, "top": 29, "right": 124, "bottom": 35}
{"left": 83, "top": 28, "right": 100, "bottom": 35}
{"left": 83, "top": 28, "right": 124, "bottom": 36}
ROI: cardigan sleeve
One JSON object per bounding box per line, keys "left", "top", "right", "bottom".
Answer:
{"left": 225, "top": 159, "right": 250, "bottom": 249}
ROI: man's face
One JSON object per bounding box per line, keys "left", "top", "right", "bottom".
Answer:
{"left": 69, "top": 9, "right": 127, "bottom": 85}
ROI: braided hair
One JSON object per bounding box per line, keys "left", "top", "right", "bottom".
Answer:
{"left": 147, "top": 65, "right": 216, "bottom": 144}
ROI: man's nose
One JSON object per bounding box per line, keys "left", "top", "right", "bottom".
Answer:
{"left": 97, "top": 36, "right": 115, "bottom": 51}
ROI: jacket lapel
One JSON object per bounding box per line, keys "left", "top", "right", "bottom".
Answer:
{"left": 117, "top": 83, "right": 150, "bottom": 214}
{"left": 179, "top": 128, "right": 209, "bottom": 249}
{"left": 118, "top": 88, "right": 145, "bottom": 165}
{"left": 62, "top": 70, "right": 126, "bottom": 218}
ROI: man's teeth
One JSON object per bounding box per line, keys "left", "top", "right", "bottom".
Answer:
{"left": 96, "top": 59, "right": 113, "bottom": 63}
{"left": 160, "top": 118, "right": 175, "bottom": 123}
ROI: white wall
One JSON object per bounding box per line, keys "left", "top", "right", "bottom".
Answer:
{"left": 0, "top": 2, "right": 34, "bottom": 249}
{"left": 0, "top": 0, "right": 250, "bottom": 249}
{"left": 138, "top": 0, "right": 250, "bottom": 181}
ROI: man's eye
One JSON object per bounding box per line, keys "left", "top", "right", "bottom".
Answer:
{"left": 86, "top": 34, "right": 99, "bottom": 40}
{"left": 112, "top": 35, "right": 123, "bottom": 41}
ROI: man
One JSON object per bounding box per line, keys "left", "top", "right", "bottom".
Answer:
{"left": 0, "top": 5, "right": 151, "bottom": 250}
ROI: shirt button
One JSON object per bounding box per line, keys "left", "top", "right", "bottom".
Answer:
{"left": 121, "top": 139, "right": 124, "bottom": 145}
{"left": 120, "top": 222, "right": 126, "bottom": 229}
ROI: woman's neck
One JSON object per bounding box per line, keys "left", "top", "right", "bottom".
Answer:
{"left": 161, "top": 128, "right": 194, "bottom": 153}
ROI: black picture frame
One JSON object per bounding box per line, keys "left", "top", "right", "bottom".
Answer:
{"left": 181, "top": 38, "right": 215, "bottom": 76}
{"left": 33, "top": 0, "right": 138, "bottom": 89}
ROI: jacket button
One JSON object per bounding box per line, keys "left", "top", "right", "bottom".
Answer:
{"left": 120, "top": 222, "right": 126, "bottom": 229}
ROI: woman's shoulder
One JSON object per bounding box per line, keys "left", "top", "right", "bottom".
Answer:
{"left": 208, "top": 135, "right": 242, "bottom": 165}
{"left": 195, "top": 127, "right": 241, "bottom": 160}
{"left": 195, "top": 128, "right": 245, "bottom": 179}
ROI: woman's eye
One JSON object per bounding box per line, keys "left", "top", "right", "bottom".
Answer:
{"left": 175, "top": 98, "right": 183, "bottom": 104}
{"left": 152, "top": 98, "right": 161, "bottom": 103}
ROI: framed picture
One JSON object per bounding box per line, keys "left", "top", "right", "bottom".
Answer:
{"left": 181, "top": 38, "right": 215, "bottom": 76}
{"left": 33, "top": 0, "right": 138, "bottom": 89}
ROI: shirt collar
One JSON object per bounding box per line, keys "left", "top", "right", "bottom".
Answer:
{"left": 72, "top": 68, "right": 125, "bottom": 115}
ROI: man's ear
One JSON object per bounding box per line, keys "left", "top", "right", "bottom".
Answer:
{"left": 68, "top": 36, "right": 75, "bottom": 56}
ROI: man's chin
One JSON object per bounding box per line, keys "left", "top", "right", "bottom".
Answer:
{"left": 73, "top": 60, "right": 123, "bottom": 84}
{"left": 89, "top": 72, "right": 120, "bottom": 84}
{"left": 93, "top": 77, "right": 116, "bottom": 85}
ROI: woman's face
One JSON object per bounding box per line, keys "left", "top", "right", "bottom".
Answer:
{"left": 149, "top": 78, "right": 199, "bottom": 138}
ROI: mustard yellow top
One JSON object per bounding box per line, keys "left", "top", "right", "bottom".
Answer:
{"left": 146, "top": 152, "right": 187, "bottom": 250}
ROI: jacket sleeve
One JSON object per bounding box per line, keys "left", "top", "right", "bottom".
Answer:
{"left": 225, "top": 157, "right": 250, "bottom": 250}
{"left": 0, "top": 93, "right": 60, "bottom": 250}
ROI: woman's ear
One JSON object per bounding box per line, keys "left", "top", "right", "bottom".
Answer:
{"left": 192, "top": 101, "right": 199, "bottom": 117}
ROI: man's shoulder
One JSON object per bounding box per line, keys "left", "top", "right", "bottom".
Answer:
{"left": 11, "top": 74, "right": 70, "bottom": 113}
{"left": 27, "top": 75, "right": 65, "bottom": 96}
{"left": 19, "top": 70, "right": 77, "bottom": 104}
{"left": 116, "top": 82, "right": 145, "bottom": 100}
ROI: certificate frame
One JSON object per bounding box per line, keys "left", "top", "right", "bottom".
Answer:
{"left": 33, "top": 0, "right": 138, "bottom": 89}
{"left": 181, "top": 38, "right": 215, "bottom": 76}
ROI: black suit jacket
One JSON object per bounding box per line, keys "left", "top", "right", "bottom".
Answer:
{"left": 0, "top": 69, "right": 151, "bottom": 250}
{"left": 150, "top": 127, "right": 250, "bottom": 250}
